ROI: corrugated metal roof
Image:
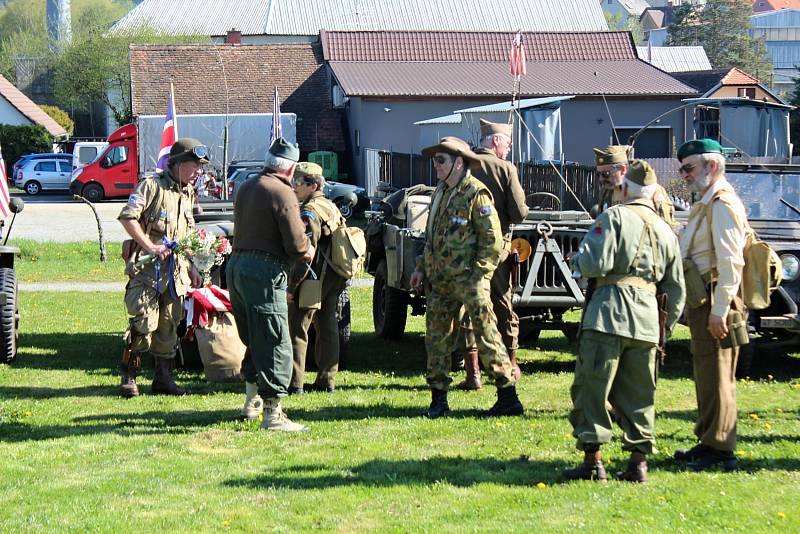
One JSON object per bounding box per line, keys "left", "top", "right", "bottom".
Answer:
{"left": 329, "top": 61, "right": 697, "bottom": 97}
{"left": 414, "top": 114, "right": 462, "bottom": 125}
{"left": 454, "top": 96, "right": 575, "bottom": 113}
{"left": 636, "top": 45, "right": 712, "bottom": 72}
{"left": 752, "top": 7, "right": 800, "bottom": 27}
{"left": 616, "top": 0, "right": 650, "bottom": 17}
{"left": 323, "top": 31, "right": 636, "bottom": 62}
{"left": 110, "top": 0, "right": 608, "bottom": 36}
{"left": 0, "top": 75, "right": 67, "bottom": 137}
{"left": 766, "top": 41, "right": 800, "bottom": 68}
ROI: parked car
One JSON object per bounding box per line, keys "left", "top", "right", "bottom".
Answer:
{"left": 226, "top": 165, "right": 262, "bottom": 201}
{"left": 72, "top": 141, "right": 108, "bottom": 170}
{"left": 324, "top": 180, "right": 369, "bottom": 218}
{"left": 15, "top": 156, "right": 74, "bottom": 195}
{"left": 12, "top": 153, "right": 72, "bottom": 183}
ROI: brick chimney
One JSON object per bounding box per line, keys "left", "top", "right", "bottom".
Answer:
{"left": 225, "top": 29, "right": 242, "bottom": 45}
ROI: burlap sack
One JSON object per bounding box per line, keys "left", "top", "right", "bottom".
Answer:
{"left": 194, "top": 311, "right": 245, "bottom": 383}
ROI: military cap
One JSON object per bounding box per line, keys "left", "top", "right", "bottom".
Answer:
{"left": 479, "top": 119, "right": 512, "bottom": 138}
{"left": 268, "top": 137, "right": 300, "bottom": 162}
{"left": 677, "top": 138, "right": 723, "bottom": 161}
{"left": 421, "top": 136, "right": 480, "bottom": 162}
{"left": 295, "top": 161, "right": 323, "bottom": 178}
{"left": 625, "top": 160, "right": 657, "bottom": 186}
{"left": 168, "top": 138, "right": 210, "bottom": 164}
{"left": 593, "top": 145, "right": 631, "bottom": 166}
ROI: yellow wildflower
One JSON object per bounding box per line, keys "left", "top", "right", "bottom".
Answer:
{"left": 536, "top": 482, "right": 546, "bottom": 489}
{"left": 749, "top": 413, "right": 760, "bottom": 420}
{"left": 778, "top": 512, "right": 786, "bottom": 520}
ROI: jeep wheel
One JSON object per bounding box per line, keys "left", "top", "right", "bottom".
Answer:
{"left": 337, "top": 287, "right": 351, "bottom": 368}
{"left": 24, "top": 181, "right": 41, "bottom": 196}
{"left": 0, "top": 268, "right": 19, "bottom": 363}
{"left": 82, "top": 183, "right": 104, "bottom": 203}
{"left": 373, "top": 259, "right": 408, "bottom": 339}
{"left": 335, "top": 199, "right": 354, "bottom": 219}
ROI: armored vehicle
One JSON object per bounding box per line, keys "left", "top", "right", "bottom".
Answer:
{"left": 365, "top": 185, "right": 592, "bottom": 342}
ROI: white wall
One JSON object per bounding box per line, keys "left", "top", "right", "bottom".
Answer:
{"left": 0, "top": 101, "right": 33, "bottom": 126}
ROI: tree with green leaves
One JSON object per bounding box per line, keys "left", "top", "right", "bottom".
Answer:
{"left": 666, "top": 0, "right": 773, "bottom": 81}
{"left": 604, "top": 9, "right": 646, "bottom": 45}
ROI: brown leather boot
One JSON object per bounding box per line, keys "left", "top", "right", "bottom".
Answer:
{"left": 508, "top": 349, "right": 521, "bottom": 382}
{"left": 455, "top": 349, "right": 481, "bottom": 390}
{"left": 151, "top": 357, "right": 187, "bottom": 396}
{"left": 616, "top": 452, "right": 648, "bottom": 483}
{"left": 120, "top": 347, "right": 141, "bottom": 398}
{"left": 562, "top": 450, "right": 608, "bottom": 482}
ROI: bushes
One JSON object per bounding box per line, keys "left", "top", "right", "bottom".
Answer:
{"left": 0, "top": 124, "right": 51, "bottom": 177}
{"left": 40, "top": 105, "right": 74, "bottom": 136}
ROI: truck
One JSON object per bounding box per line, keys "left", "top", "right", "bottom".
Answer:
{"left": 69, "top": 113, "right": 296, "bottom": 202}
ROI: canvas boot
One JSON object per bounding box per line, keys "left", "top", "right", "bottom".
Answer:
{"left": 260, "top": 398, "right": 309, "bottom": 432}
{"left": 240, "top": 382, "right": 264, "bottom": 421}
{"left": 483, "top": 385, "right": 524, "bottom": 416}
{"left": 562, "top": 450, "right": 608, "bottom": 482}
{"left": 455, "top": 349, "right": 482, "bottom": 390}
{"left": 508, "top": 348, "right": 522, "bottom": 382}
{"left": 425, "top": 389, "right": 450, "bottom": 418}
{"left": 616, "top": 452, "right": 649, "bottom": 483}
{"left": 119, "top": 347, "right": 141, "bottom": 398}
{"left": 151, "top": 357, "right": 187, "bottom": 396}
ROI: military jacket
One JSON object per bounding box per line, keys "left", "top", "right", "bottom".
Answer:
{"left": 289, "top": 191, "right": 344, "bottom": 292}
{"left": 573, "top": 199, "right": 685, "bottom": 343}
{"left": 118, "top": 171, "right": 195, "bottom": 295}
{"left": 422, "top": 172, "right": 503, "bottom": 285}
{"left": 470, "top": 147, "right": 529, "bottom": 233}
{"left": 597, "top": 184, "right": 677, "bottom": 228}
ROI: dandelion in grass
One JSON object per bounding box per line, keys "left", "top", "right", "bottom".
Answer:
{"left": 778, "top": 512, "right": 786, "bottom": 520}
{"left": 749, "top": 413, "right": 760, "bottom": 420}
{"left": 536, "top": 482, "right": 546, "bottom": 489}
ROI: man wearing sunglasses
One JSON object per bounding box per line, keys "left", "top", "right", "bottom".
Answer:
{"left": 118, "top": 138, "right": 206, "bottom": 397}
{"left": 410, "top": 137, "right": 524, "bottom": 418}
{"left": 455, "top": 119, "right": 529, "bottom": 390}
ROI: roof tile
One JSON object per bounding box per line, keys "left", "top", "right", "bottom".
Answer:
{"left": 0, "top": 75, "right": 67, "bottom": 137}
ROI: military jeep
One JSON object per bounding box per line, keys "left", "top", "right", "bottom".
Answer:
{"left": 0, "top": 197, "right": 24, "bottom": 364}
{"left": 365, "top": 185, "right": 592, "bottom": 342}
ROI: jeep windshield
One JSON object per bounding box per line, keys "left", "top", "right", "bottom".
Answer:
{"left": 726, "top": 168, "right": 800, "bottom": 221}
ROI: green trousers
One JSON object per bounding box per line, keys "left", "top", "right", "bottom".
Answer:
{"left": 227, "top": 251, "right": 293, "bottom": 398}
{"left": 569, "top": 329, "right": 658, "bottom": 454}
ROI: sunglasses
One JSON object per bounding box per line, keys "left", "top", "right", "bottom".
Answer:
{"left": 678, "top": 163, "right": 696, "bottom": 174}
{"left": 597, "top": 169, "right": 617, "bottom": 178}
{"left": 433, "top": 155, "right": 451, "bottom": 165}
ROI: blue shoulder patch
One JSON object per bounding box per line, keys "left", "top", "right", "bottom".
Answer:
{"left": 478, "top": 205, "right": 493, "bottom": 216}
{"left": 300, "top": 209, "right": 317, "bottom": 222}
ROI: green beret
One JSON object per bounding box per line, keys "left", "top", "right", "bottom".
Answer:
{"left": 593, "top": 145, "right": 630, "bottom": 166}
{"left": 677, "top": 138, "right": 722, "bottom": 161}
{"left": 625, "top": 160, "right": 657, "bottom": 186}
{"left": 269, "top": 137, "right": 300, "bottom": 162}
{"left": 295, "top": 161, "right": 323, "bottom": 177}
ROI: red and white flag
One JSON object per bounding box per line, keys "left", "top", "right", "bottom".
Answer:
{"left": 184, "top": 285, "right": 233, "bottom": 339}
{"left": 0, "top": 143, "right": 11, "bottom": 220}
{"left": 509, "top": 31, "right": 527, "bottom": 79}
{"left": 156, "top": 83, "right": 178, "bottom": 172}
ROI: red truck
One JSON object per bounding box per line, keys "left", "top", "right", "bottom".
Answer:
{"left": 69, "top": 123, "right": 138, "bottom": 202}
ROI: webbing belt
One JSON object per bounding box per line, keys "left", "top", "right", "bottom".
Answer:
{"left": 596, "top": 274, "right": 657, "bottom": 294}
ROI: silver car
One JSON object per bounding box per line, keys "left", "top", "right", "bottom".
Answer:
{"left": 15, "top": 157, "right": 74, "bottom": 195}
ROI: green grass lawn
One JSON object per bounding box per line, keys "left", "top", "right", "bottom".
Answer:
{"left": 0, "top": 287, "right": 799, "bottom": 532}
{"left": 14, "top": 240, "right": 126, "bottom": 283}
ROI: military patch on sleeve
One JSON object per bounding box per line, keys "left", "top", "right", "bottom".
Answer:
{"left": 300, "top": 209, "right": 317, "bottom": 222}
{"left": 478, "top": 205, "right": 493, "bottom": 216}
{"left": 593, "top": 222, "right": 603, "bottom": 235}
{"left": 127, "top": 194, "right": 145, "bottom": 209}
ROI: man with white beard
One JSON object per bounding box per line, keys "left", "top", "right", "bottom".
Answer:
{"left": 674, "top": 139, "right": 748, "bottom": 472}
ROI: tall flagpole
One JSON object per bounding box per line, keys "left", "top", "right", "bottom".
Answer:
{"left": 170, "top": 82, "right": 178, "bottom": 139}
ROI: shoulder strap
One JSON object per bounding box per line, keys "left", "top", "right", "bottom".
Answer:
{"left": 622, "top": 203, "right": 662, "bottom": 281}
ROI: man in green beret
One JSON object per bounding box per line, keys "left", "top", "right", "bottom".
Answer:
{"left": 410, "top": 137, "right": 524, "bottom": 418}
{"left": 118, "top": 138, "right": 205, "bottom": 397}
{"left": 286, "top": 162, "right": 347, "bottom": 395}
{"left": 228, "top": 138, "right": 314, "bottom": 432}
{"left": 674, "top": 138, "right": 748, "bottom": 471}
{"left": 564, "top": 159, "right": 685, "bottom": 483}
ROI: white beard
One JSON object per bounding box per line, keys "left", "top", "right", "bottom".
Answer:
{"left": 688, "top": 169, "right": 712, "bottom": 194}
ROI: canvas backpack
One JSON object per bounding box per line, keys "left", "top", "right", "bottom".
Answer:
{"left": 314, "top": 199, "right": 367, "bottom": 279}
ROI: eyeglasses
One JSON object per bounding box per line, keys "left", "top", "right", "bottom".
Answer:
{"left": 192, "top": 145, "right": 209, "bottom": 159}
{"left": 433, "top": 155, "right": 450, "bottom": 165}
{"left": 678, "top": 163, "right": 696, "bottom": 174}
{"left": 597, "top": 169, "right": 617, "bottom": 178}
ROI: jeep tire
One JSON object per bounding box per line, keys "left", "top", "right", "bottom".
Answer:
{"left": 0, "top": 268, "right": 19, "bottom": 363}
{"left": 373, "top": 259, "right": 408, "bottom": 339}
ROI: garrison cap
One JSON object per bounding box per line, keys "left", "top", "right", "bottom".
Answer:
{"left": 168, "top": 138, "right": 210, "bottom": 164}
{"left": 593, "top": 145, "right": 631, "bottom": 166}
{"left": 625, "top": 160, "right": 657, "bottom": 186}
{"left": 479, "top": 119, "right": 512, "bottom": 138}
{"left": 677, "top": 138, "right": 723, "bottom": 161}
{"left": 269, "top": 137, "right": 300, "bottom": 162}
{"left": 421, "top": 136, "right": 480, "bottom": 162}
{"left": 295, "top": 161, "right": 323, "bottom": 178}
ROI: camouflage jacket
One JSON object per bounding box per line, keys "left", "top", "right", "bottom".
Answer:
{"left": 421, "top": 172, "right": 503, "bottom": 285}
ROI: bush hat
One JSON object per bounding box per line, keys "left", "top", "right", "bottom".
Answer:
{"left": 626, "top": 160, "right": 657, "bottom": 186}
{"left": 269, "top": 137, "right": 300, "bottom": 162}
{"left": 677, "top": 138, "right": 723, "bottom": 161}
{"left": 421, "top": 136, "right": 480, "bottom": 162}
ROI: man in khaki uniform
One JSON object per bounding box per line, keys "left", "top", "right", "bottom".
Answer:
{"left": 564, "top": 160, "right": 685, "bottom": 483}
{"left": 456, "top": 119, "right": 529, "bottom": 389}
{"left": 287, "top": 162, "right": 347, "bottom": 394}
{"left": 118, "top": 139, "right": 205, "bottom": 397}
{"left": 675, "top": 139, "right": 748, "bottom": 471}
{"left": 593, "top": 145, "right": 676, "bottom": 227}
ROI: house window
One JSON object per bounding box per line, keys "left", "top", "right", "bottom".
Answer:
{"left": 738, "top": 87, "right": 756, "bottom": 99}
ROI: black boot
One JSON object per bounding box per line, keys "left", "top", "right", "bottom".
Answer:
{"left": 425, "top": 389, "right": 450, "bottom": 419}
{"left": 151, "top": 357, "right": 187, "bottom": 396}
{"left": 119, "top": 347, "right": 141, "bottom": 398}
{"left": 483, "top": 386, "right": 524, "bottom": 416}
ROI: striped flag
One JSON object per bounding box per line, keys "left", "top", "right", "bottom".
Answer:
{"left": 270, "top": 86, "right": 282, "bottom": 144}
{"left": 0, "top": 143, "right": 10, "bottom": 220}
{"left": 509, "top": 31, "right": 527, "bottom": 79}
{"left": 156, "top": 83, "right": 178, "bottom": 172}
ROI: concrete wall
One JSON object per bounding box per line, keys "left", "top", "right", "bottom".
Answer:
{"left": 0, "top": 102, "right": 32, "bottom": 126}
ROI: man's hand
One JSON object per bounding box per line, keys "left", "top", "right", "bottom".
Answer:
{"left": 286, "top": 293, "right": 295, "bottom": 303}
{"left": 708, "top": 313, "right": 728, "bottom": 340}
{"left": 148, "top": 242, "right": 171, "bottom": 261}
{"left": 302, "top": 243, "right": 315, "bottom": 263}
{"left": 410, "top": 270, "right": 424, "bottom": 291}
{"left": 190, "top": 266, "right": 203, "bottom": 288}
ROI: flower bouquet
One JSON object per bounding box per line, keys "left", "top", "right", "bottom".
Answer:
{"left": 135, "top": 228, "right": 232, "bottom": 284}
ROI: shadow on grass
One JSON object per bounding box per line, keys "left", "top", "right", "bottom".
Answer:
{"left": 14, "top": 332, "right": 121, "bottom": 373}
{"left": 342, "top": 332, "right": 427, "bottom": 376}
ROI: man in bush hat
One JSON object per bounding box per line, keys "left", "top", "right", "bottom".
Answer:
{"left": 118, "top": 138, "right": 206, "bottom": 397}
{"left": 565, "top": 160, "right": 684, "bottom": 483}
{"left": 287, "top": 162, "right": 347, "bottom": 395}
{"left": 227, "top": 138, "right": 314, "bottom": 432}
{"left": 410, "top": 137, "right": 524, "bottom": 418}
{"left": 593, "top": 145, "right": 676, "bottom": 227}
{"left": 674, "top": 138, "right": 748, "bottom": 471}
{"left": 455, "top": 119, "right": 529, "bottom": 390}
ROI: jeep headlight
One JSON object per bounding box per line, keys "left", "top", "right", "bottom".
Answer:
{"left": 781, "top": 254, "right": 800, "bottom": 282}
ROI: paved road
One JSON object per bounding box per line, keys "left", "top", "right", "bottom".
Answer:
{"left": 9, "top": 193, "right": 129, "bottom": 242}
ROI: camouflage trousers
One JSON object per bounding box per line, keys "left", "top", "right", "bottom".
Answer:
{"left": 461, "top": 257, "right": 519, "bottom": 352}
{"left": 426, "top": 277, "right": 515, "bottom": 391}
{"left": 123, "top": 279, "right": 183, "bottom": 360}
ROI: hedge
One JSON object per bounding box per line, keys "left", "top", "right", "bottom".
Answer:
{"left": 0, "top": 124, "right": 52, "bottom": 178}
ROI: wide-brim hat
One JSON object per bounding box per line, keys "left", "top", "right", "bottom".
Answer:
{"left": 421, "top": 136, "right": 480, "bottom": 162}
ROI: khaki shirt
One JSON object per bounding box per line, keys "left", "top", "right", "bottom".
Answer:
{"left": 289, "top": 191, "right": 344, "bottom": 292}
{"left": 470, "top": 147, "right": 529, "bottom": 233}
{"left": 679, "top": 176, "right": 748, "bottom": 318}
{"left": 118, "top": 172, "right": 195, "bottom": 295}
